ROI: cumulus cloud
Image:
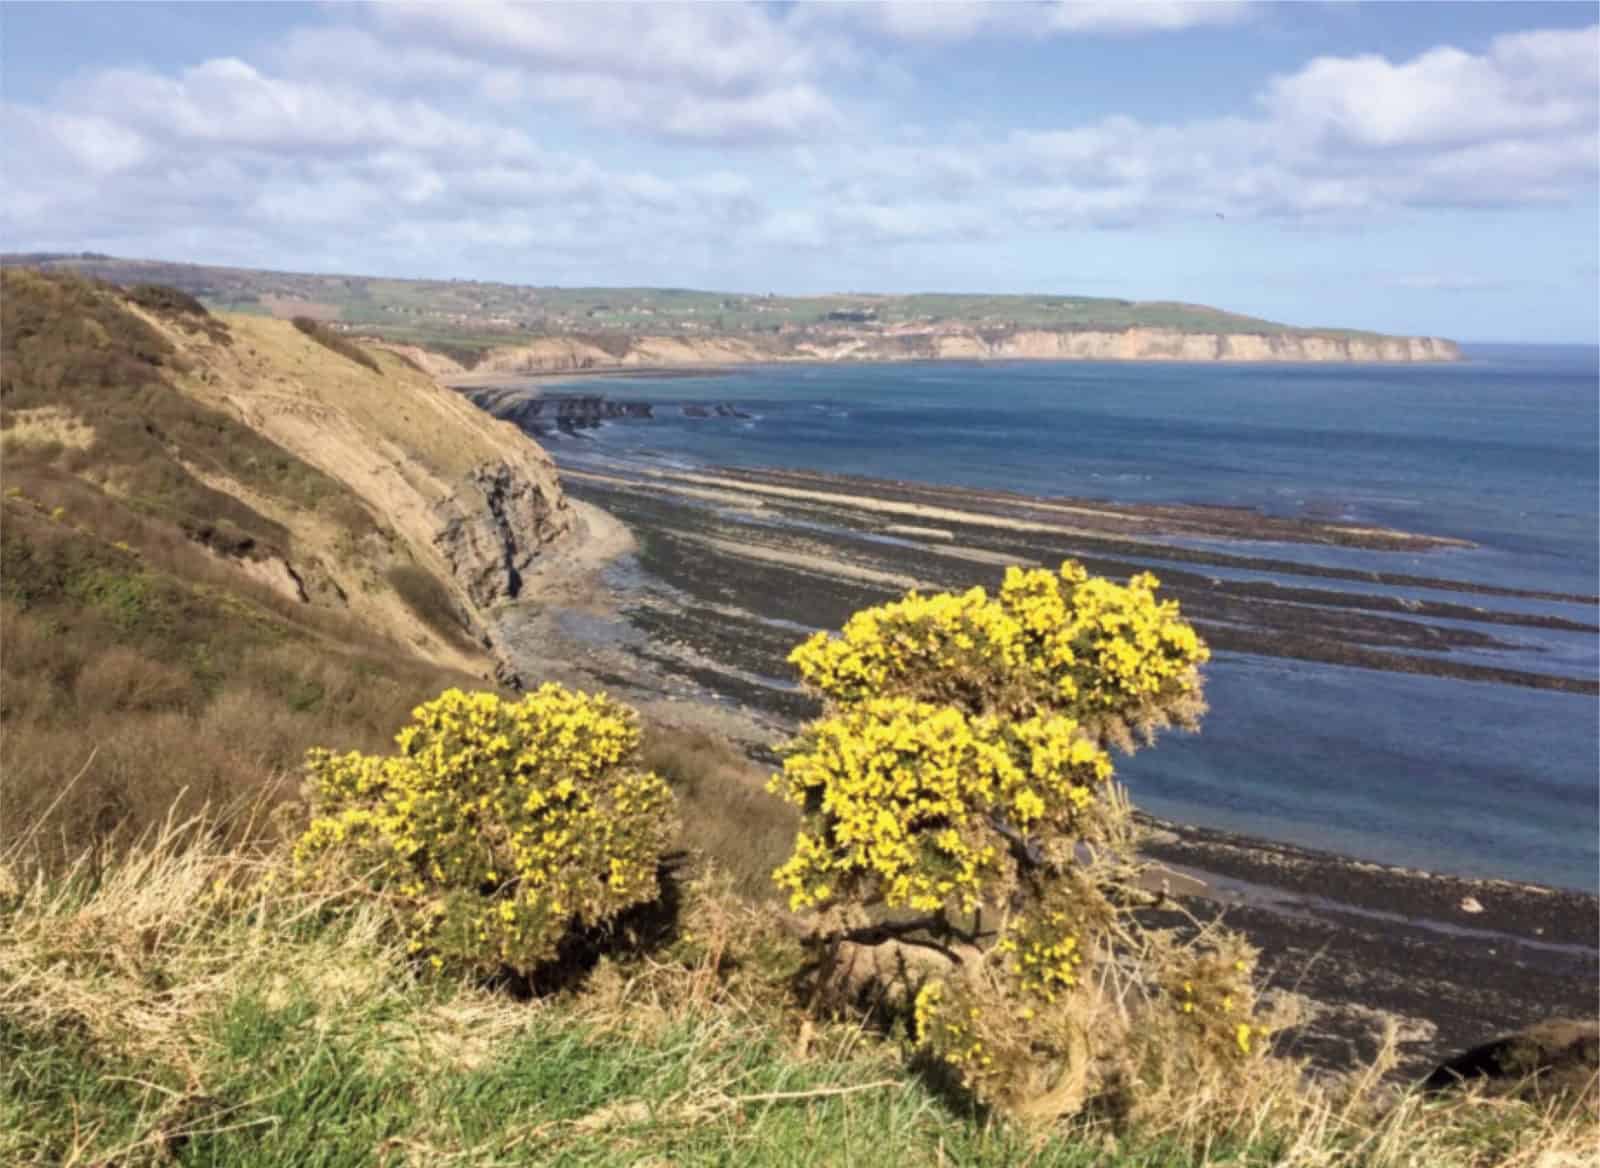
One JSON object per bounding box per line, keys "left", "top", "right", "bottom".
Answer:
{"left": 77, "top": 58, "right": 539, "bottom": 160}
{"left": 809, "top": 24, "right": 1600, "bottom": 238}
{"left": 0, "top": 47, "right": 763, "bottom": 278}
{"left": 1, "top": 9, "right": 1594, "bottom": 280}
{"left": 1263, "top": 27, "right": 1599, "bottom": 150}
{"left": 806, "top": 1, "right": 1253, "bottom": 43}
{"left": 324, "top": 3, "right": 847, "bottom": 144}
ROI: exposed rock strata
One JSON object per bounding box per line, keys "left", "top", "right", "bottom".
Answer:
{"left": 147, "top": 309, "right": 574, "bottom": 668}
{"left": 433, "top": 461, "right": 569, "bottom": 607}
{"left": 460, "top": 325, "right": 1459, "bottom": 377}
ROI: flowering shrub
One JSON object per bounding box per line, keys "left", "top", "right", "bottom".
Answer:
{"left": 295, "top": 685, "right": 676, "bottom": 977}
{"left": 788, "top": 562, "right": 1208, "bottom": 749}
{"left": 772, "top": 561, "right": 1264, "bottom": 1118}
{"left": 774, "top": 563, "right": 1205, "bottom": 920}
{"left": 1160, "top": 935, "right": 1264, "bottom": 1059}
{"left": 770, "top": 698, "right": 1112, "bottom": 914}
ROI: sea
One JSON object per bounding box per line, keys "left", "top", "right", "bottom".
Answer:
{"left": 538, "top": 345, "right": 1600, "bottom": 892}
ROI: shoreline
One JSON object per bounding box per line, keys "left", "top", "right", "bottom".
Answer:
{"left": 558, "top": 460, "right": 1598, "bottom": 696}
{"left": 497, "top": 460, "right": 1598, "bottom": 1078}
{"left": 448, "top": 364, "right": 737, "bottom": 388}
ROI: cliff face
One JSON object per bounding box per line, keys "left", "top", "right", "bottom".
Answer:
{"left": 89, "top": 289, "right": 575, "bottom": 670}
{"left": 179, "top": 314, "right": 573, "bottom": 632}
{"left": 457, "top": 325, "right": 1459, "bottom": 377}
{"left": 432, "top": 461, "right": 569, "bottom": 608}
{"left": 962, "top": 328, "right": 1460, "bottom": 363}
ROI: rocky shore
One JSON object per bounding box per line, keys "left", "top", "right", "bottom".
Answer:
{"left": 481, "top": 455, "right": 1596, "bottom": 1080}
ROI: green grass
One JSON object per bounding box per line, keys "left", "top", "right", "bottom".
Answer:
{"left": 2, "top": 829, "right": 1588, "bottom": 1168}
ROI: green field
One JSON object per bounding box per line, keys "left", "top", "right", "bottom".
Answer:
{"left": 5, "top": 254, "right": 1395, "bottom": 355}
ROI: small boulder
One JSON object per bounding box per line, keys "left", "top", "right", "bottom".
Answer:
{"left": 1458, "top": 895, "right": 1484, "bottom": 914}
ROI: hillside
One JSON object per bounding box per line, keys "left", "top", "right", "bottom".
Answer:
{"left": 0, "top": 269, "right": 571, "bottom": 855}
{"left": 7, "top": 255, "right": 1461, "bottom": 368}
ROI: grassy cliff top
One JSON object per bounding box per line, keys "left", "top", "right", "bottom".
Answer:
{"left": 7, "top": 254, "right": 1404, "bottom": 358}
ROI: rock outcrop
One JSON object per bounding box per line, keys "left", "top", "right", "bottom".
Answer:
{"left": 460, "top": 389, "right": 655, "bottom": 436}
{"left": 433, "top": 461, "right": 569, "bottom": 608}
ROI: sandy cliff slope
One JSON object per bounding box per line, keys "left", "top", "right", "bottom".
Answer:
{"left": 139, "top": 308, "right": 574, "bottom": 670}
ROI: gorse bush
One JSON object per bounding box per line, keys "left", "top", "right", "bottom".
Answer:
{"left": 770, "top": 562, "right": 1264, "bottom": 1119}
{"left": 773, "top": 562, "right": 1207, "bottom": 922}
{"left": 772, "top": 696, "right": 1115, "bottom": 914}
{"left": 296, "top": 685, "right": 677, "bottom": 977}
{"left": 787, "top": 561, "right": 1207, "bottom": 749}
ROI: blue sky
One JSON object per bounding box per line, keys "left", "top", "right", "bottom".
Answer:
{"left": 3, "top": 2, "right": 1597, "bottom": 342}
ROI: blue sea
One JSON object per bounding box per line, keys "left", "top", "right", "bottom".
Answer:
{"left": 544, "top": 346, "right": 1600, "bottom": 891}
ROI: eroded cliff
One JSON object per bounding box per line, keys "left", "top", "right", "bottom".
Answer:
{"left": 0, "top": 271, "right": 573, "bottom": 680}
{"left": 164, "top": 310, "right": 574, "bottom": 659}
{"left": 458, "top": 324, "right": 1459, "bottom": 377}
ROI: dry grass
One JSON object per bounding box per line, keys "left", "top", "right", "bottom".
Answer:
{"left": 1, "top": 818, "right": 1592, "bottom": 1168}
{"left": 0, "top": 275, "right": 515, "bottom": 860}
{"left": 0, "top": 493, "right": 485, "bottom": 865}
{"left": 291, "top": 316, "right": 381, "bottom": 373}
{"left": 641, "top": 723, "right": 798, "bottom": 898}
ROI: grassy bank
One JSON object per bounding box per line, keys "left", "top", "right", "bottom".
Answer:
{"left": 0, "top": 269, "right": 567, "bottom": 863}
{"left": 2, "top": 822, "right": 1592, "bottom": 1168}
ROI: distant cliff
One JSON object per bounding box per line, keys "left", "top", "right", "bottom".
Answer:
{"left": 7, "top": 256, "right": 1461, "bottom": 368}
{"left": 458, "top": 324, "right": 1459, "bottom": 376}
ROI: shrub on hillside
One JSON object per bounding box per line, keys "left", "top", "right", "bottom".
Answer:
{"left": 291, "top": 315, "right": 381, "bottom": 373}
{"left": 769, "top": 562, "right": 1265, "bottom": 1119}
{"left": 126, "top": 282, "right": 208, "bottom": 318}
{"left": 385, "top": 564, "right": 479, "bottom": 652}
{"left": 296, "top": 685, "right": 677, "bottom": 977}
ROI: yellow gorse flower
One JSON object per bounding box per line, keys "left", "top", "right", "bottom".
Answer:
{"left": 771, "top": 562, "right": 1206, "bottom": 914}
{"left": 787, "top": 562, "right": 1207, "bottom": 730}
{"left": 295, "top": 684, "right": 676, "bottom": 977}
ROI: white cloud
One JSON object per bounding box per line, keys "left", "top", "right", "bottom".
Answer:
{"left": 810, "top": 24, "right": 1600, "bottom": 237}
{"left": 806, "top": 0, "right": 1254, "bottom": 43}
{"left": 1049, "top": 2, "right": 1254, "bottom": 34}
{"left": 76, "top": 58, "right": 538, "bottom": 160}
{"left": 346, "top": 2, "right": 846, "bottom": 144}
{"left": 1263, "top": 27, "right": 1599, "bottom": 150}
{"left": 2, "top": 10, "right": 1594, "bottom": 283}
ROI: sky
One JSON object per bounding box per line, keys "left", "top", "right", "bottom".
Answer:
{"left": 2, "top": 1, "right": 1597, "bottom": 342}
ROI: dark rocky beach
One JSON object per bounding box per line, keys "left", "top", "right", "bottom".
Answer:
{"left": 491, "top": 455, "right": 1599, "bottom": 1081}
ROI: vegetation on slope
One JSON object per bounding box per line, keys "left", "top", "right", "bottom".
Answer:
{"left": 291, "top": 314, "right": 381, "bottom": 373}
{"left": 0, "top": 270, "right": 488, "bottom": 864}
